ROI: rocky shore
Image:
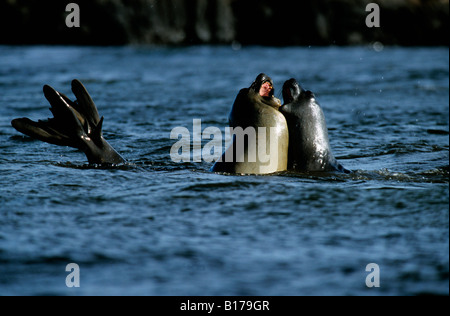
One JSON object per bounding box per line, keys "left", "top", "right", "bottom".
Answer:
{"left": 0, "top": 0, "right": 448, "bottom": 46}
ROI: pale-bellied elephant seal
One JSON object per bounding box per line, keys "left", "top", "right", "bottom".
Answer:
{"left": 280, "top": 78, "right": 350, "bottom": 173}
{"left": 11, "top": 79, "right": 125, "bottom": 165}
{"left": 211, "top": 73, "right": 289, "bottom": 174}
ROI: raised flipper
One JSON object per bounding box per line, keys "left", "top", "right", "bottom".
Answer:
{"left": 11, "top": 79, "right": 125, "bottom": 165}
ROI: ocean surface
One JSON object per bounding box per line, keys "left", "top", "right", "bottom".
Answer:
{"left": 0, "top": 45, "right": 448, "bottom": 296}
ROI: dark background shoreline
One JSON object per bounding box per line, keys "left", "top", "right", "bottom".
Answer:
{"left": 0, "top": 0, "right": 448, "bottom": 46}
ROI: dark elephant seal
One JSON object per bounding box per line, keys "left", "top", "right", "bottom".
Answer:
{"left": 211, "top": 73, "right": 289, "bottom": 174}
{"left": 280, "top": 78, "right": 350, "bottom": 173}
{"left": 11, "top": 79, "right": 125, "bottom": 165}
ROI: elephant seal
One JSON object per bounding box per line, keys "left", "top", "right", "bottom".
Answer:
{"left": 211, "top": 73, "right": 289, "bottom": 174}
{"left": 11, "top": 79, "right": 125, "bottom": 165}
{"left": 280, "top": 78, "right": 350, "bottom": 173}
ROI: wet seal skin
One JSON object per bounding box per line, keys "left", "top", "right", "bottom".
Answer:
{"left": 211, "top": 73, "right": 289, "bottom": 174}
{"left": 280, "top": 78, "right": 350, "bottom": 173}
{"left": 11, "top": 79, "right": 125, "bottom": 165}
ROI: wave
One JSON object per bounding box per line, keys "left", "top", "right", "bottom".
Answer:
{"left": 50, "top": 157, "right": 449, "bottom": 185}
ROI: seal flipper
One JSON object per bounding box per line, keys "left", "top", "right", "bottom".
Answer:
{"left": 70, "top": 79, "right": 101, "bottom": 128}
{"left": 11, "top": 117, "right": 74, "bottom": 147}
{"left": 11, "top": 85, "right": 82, "bottom": 148}
{"left": 11, "top": 80, "right": 125, "bottom": 165}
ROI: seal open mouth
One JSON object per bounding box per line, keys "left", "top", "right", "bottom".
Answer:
{"left": 259, "top": 81, "right": 273, "bottom": 97}
{"left": 250, "top": 73, "right": 274, "bottom": 97}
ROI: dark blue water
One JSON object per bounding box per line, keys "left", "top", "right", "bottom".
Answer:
{"left": 0, "top": 45, "right": 448, "bottom": 296}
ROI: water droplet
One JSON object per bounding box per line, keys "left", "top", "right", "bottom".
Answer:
{"left": 373, "top": 41, "right": 384, "bottom": 52}
{"left": 231, "top": 41, "right": 242, "bottom": 51}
